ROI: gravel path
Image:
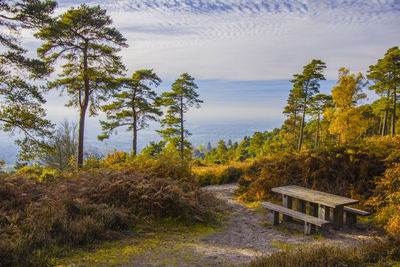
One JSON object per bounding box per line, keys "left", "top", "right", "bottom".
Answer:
{"left": 59, "top": 183, "right": 376, "bottom": 266}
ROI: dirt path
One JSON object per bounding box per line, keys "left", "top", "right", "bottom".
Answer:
{"left": 58, "top": 183, "right": 376, "bottom": 266}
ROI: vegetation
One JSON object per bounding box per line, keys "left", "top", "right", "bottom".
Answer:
{"left": 36, "top": 4, "right": 127, "bottom": 168}
{"left": 0, "top": 156, "right": 218, "bottom": 266}
{"left": 1, "top": 1, "right": 400, "bottom": 265}
{"left": 98, "top": 69, "right": 162, "bottom": 155}
{"left": 157, "top": 73, "right": 202, "bottom": 159}
{"left": 247, "top": 235, "right": 400, "bottom": 267}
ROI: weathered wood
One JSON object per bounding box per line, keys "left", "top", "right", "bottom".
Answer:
{"left": 344, "top": 213, "right": 357, "bottom": 227}
{"left": 296, "top": 199, "right": 306, "bottom": 213}
{"left": 270, "top": 210, "right": 279, "bottom": 226}
{"left": 282, "top": 195, "right": 293, "bottom": 222}
{"left": 272, "top": 185, "right": 358, "bottom": 208}
{"left": 260, "top": 202, "right": 330, "bottom": 228}
{"left": 343, "top": 207, "right": 370, "bottom": 227}
{"left": 309, "top": 202, "right": 319, "bottom": 217}
{"left": 304, "top": 222, "right": 314, "bottom": 235}
{"left": 343, "top": 207, "right": 370, "bottom": 216}
{"left": 319, "top": 205, "right": 330, "bottom": 221}
{"left": 333, "top": 207, "right": 344, "bottom": 229}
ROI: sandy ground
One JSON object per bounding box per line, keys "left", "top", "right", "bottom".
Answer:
{"left": 59, "top": 183, "right": 378, "bottom": 266}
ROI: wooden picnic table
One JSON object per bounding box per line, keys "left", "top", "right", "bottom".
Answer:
{"left": 272, "top": 185, "right": 359, "bottom": 229}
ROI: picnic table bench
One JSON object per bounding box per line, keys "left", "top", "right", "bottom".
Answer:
{"left": 260, "top": 202, "right": 330, "bottom": 235}
{"left": 271, "top": 185, "right": 359, "bottom": 229}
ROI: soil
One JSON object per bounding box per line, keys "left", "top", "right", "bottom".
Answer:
{"left": 59, "top": 183, "right": 378, "bottom": 266}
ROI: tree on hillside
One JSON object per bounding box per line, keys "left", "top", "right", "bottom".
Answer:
{"left": 157, "top": 73, "right": 202, "bottom": 159}
{"left": 309, "top": 94, "right": 333, "bottom": 147}
{"left": 291, "top": 59, "right": 326, "bottom": 152}
{"left": 367, "top": 46, "right": 400, "bottom": 137}
{"left": 36, "top": 5, "right": 127, "bottom": 168}
{"left": 0, "top": 0, "right": 56, "bottom": 160}
{"left": 326, "top": 68, "right": 370, "bottom": 144}
{"left": 282, "top": 86, "right": 303, "bottom": 147}
{"left": 98, "top": 70, "right": 162, "bottom": 155}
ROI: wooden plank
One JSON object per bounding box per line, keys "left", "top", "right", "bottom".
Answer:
{"left": 344, "top": 207, "right": 370, "bottom": 216}
{"left": 333, "top": 206, "right": 344, "bottom": 229}
{"left": 260, "top": 202, "right": 330, "bottom": 227}
{"left": 272, "top": 185, "right": 358, "bottom": 208}
{"left": 282, "top": 195, "right": 293, "bottom": 222}
{"left": 319, "top": 205, "right": 330, "bottom": 221}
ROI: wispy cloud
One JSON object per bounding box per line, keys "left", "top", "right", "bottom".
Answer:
{"left": 55, "top": 0, "right": 400, "bottom": 80}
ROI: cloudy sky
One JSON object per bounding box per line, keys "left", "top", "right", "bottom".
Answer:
{"left": 2, "top": 0, "right": 400, "bottom": 162}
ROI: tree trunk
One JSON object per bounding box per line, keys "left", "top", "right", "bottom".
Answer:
{"left": 382, "top": 90, "right": 390, "bottom": 136}
{"left": 77, "top": 106, "right": 87, "bottom": 168}
{"left": 77, "top": 43, "right": 90, "bottom": 169}
{"left": 133, "top": 108, "right": 137, "bottom": 156}
{"left": 314, "top": 111, "right": 320, "bottom": 148}
{"left": 180, "top": 96, "right": 184, "bottom": 160}
{"left": 298, "top": 101, "right": 306, "bottom": 152}
{"left": 132, "top": 88, "right": 138, "bottom": 156}
{"left": 392, "top": 88, "right": 397, "bottom": 137}
{"left": 298, "top": 83, "right": 309, "bottom": 152}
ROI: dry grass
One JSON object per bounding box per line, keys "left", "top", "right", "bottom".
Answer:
{"left": 0, "top": 167, "right": 218, "bottom": 266}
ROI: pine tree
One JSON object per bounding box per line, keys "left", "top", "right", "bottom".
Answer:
{"left": 36, "top": 5, "right": 127, "bottom": 168}
{"left": 157, "top": 73, "right": 202, "bottom": 159}
{"left": 367, "top": 46, "right": 400, "bottom": 137}
{"left": 291, "top": 59, "right": 326, "bottom": 151}
{"left": 207, "top": 141, "right": 212, "bottom": 152}
{"left": 98, "top": 69, "right": 162, "bottom": 155}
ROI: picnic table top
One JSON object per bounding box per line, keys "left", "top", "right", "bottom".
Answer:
{"left": 271, "top": 185, "right": 359, "bottom": 208}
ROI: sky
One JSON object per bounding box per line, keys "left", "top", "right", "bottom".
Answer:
{"left": 1, "top": 0, "right": 400, "bottom": 163}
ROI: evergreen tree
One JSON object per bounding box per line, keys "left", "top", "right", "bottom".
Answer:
{"left": 291, "top": 59, "right": 326, "bottom": 151}
{"left": 227, "top": 139, "right": 233, "bottom": 147}
{"left": 0, "top": 0, "right": 56, "bottom": 160}
{"left": 157, "top": 73, "right": 202, "bottom": 159}
{"left": 98, "top": 69, "right": 162, "bottom": 155}
{"left": 282, "top": 86, "right": 303, "bottom": 147}
{"left": 36, "top": 5, "right": 127, "bottom": 168}
{"left": 367, "top": 46, "right": 400, "bottom": 137}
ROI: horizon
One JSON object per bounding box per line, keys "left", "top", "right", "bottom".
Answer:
{"left": 1, "top": 0, "right": 399, "bottom": 164}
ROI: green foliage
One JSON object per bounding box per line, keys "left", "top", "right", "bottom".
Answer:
{"left": 367, "top": 46, "right": 400, "bottom": 137}
{"left": 291, "top": 59, "right": 327, "bottom": 151}
{"left": 36, "top": 4, "right": 127, "bottom": 168}
{"left": 0, "top": 0, "right": 56, "bottom": 160}
{"left": 99, "top": 69, "right": 162, "bottom": 155}
{"left": 157, "top": 73, "right": 202, "bottom": 159}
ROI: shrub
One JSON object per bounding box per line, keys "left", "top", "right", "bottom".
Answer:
{"left": 247, "top": 235, "right": 400, "bottom": 267}
{"left": 0, "top": 167, "right": 217, "bottom": 266}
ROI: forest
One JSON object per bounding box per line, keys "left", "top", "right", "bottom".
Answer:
{"left": 1, "top": 1, "right": 400, "bottom": 266}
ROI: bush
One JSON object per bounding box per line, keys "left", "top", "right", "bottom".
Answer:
{"left": 0, "top": 167, "right": 217, "bottom": 266}
{"left": 193, "top": 164, "right": 246, "bottom": 186}
{"left": 247, "top": 235, "right": 400, "bottom": 267}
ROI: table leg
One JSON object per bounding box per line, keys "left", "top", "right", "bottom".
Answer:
{"left": 296, "top": 199, "right": 306, "bottom": 213}
{"left": 282, "top": 195, "right": 292, "bottom": 222}
{"left": 270, "top": 210, "right": 279, "bottom": 226}
{"left": 333, "top": 207, "right": 344, "bottom": 229}
{"left": 309, "top": 202, "right": 319, "bottom": 217}
{"left": 318, "top": 205, "right": 330, "bottom": 220}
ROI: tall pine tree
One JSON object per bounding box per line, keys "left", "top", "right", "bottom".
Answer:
{"left": 291, "top": 59, "right": 326, "bottom": 151}
{"left": 157, "top": 73, "right": 202, "bottom": 159}
{"left": 98, "top": 69, "right": 162, "bottom": 155}
{"left": 36, "top": 5, "right": 127, "bottom": 168}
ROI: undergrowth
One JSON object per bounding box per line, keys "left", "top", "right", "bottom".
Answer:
{"left": 247, "top": 235, "right": 400, "bottom": 267}
{"left": 0, "top": 156, "right": 219, "bottom": 267}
